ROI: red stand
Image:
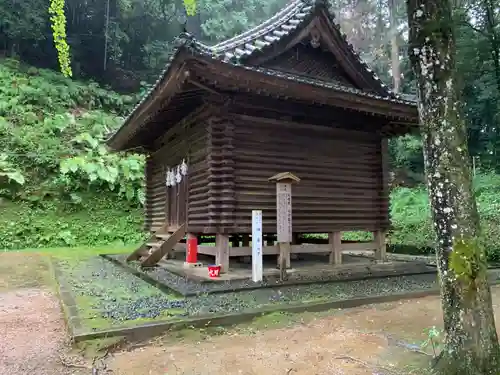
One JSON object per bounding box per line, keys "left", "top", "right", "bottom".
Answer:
{"left": 186, "top": 237, "right": 198, "bottom": 264}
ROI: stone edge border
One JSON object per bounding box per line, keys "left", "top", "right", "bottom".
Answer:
{"left": 100, "top": 253, "right": 438, "bottom": 297}
{"left": 49, "top": 257, "right": 83, "bottom": 336}
{"left": 72, "top": 288, "right": 442, "bottom": 342}
{"left": 52, "top": 255, "right": 500, "bottom": 344}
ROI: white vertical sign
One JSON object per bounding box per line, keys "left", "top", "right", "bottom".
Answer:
{"left": 251, "top": 210, "right": 263, "bottom": 282}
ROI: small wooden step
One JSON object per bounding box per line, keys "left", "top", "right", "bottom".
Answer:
{"left": 137, "top": 249, "right": 151, "bottom": 258}
{"left": 156, "top": 234, "right": 172, "bottom": 240}
{"left": 141, "top": 223, "right": 186, "bottom": 267}
{"left": 146, "top": 241, "right": 163, "bottom": 247}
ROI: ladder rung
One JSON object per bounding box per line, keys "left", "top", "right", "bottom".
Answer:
{"left": 156, "top": 234, "right": 171, "bottom": 240}
{"left": 135, "top": 249, "right": 150, "bottom": 258}
{"left": 147, "top": 241, "right": 163, "bottom": 247}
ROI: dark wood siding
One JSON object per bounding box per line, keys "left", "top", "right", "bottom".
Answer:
{"left": 201, "top": 115, "right": 236, "bottom": 233}
{"left": 144, "top": 116, "right": 209, "bottom": 233}
{"left": 186, "top": 124, "right": 211, "bottom": 232}
{"left": 144, "top": 156, "right": 167, "bottom": 232}
{"left": 231, "top": 115, "right": 388, "bottom": 233}
{"left": 260, "top": 43, "right": 357, "bottom": 87}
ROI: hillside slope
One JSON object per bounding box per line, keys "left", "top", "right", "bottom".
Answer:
{"left": 0, "top": 59, "right": 146, "bottom": 249}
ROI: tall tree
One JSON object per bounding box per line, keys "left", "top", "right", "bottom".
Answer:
{"left": 406, "top": 0, "right": 500, "bottom": 373}
{"left": 388, "top": 0, "right": 401, "bottom": 92}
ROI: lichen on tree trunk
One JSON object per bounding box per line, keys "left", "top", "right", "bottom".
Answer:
{"left": 406, "top": 0, "right": 500, "bottom": 373}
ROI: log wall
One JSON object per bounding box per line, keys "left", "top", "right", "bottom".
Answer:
{"left": 145, "top": 113, "right": 209, "bottom": 232}
{"left": 191, "top": 115, "right": 236, "bottom": 233}
{"left": 230, "top": 114, "right": 389, "bottom": 234}
{"left": 144, "top": 156, "right": 167, "bottom": 231}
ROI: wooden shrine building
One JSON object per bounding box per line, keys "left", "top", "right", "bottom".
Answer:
{"left": 107, "top": 0, "right": 420, "bottom": 271}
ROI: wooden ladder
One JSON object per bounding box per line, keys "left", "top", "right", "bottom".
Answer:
{"left": 127, "top": 223, "right": 186, "bottom": 267}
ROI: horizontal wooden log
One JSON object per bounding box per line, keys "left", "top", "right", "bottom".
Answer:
{"left": 194, "top": 241, "right": 378, "bottom": 257}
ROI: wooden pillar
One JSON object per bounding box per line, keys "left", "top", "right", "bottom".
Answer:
{"left": 374, "top": 231, "right": 387, "bottom": 261}
{"left": 291, "top": 233, "right": 301, "bottom": 260}
{"left": 231, "top": 234, "right": 240, "bottom": 247}
{"left": 269, "top": 172, "right": 300, "bottom": 281}
{"left": 378, "top": 138, "right": 389, "bottom": 263}
{"left": 266, "top": 234, "right": 274, "bottom": 246}
{"left": 241, "top": 234, "right": 250, "bottom": 247}
{"left": 328, "top": 231, "right": 342, "bottom": 265}
{"left": 215, "top": 233, "right": 230, "bottom": 273}
{"left": 240, "top": 234, "right": 251, "bottom": 264}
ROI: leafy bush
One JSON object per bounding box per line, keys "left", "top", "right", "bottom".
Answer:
{"left": 0, "top": 59, "right": 149, "bottom": 249}
{"left": 0, "top": 194, "right": 145, "bottom": 249}
{"left": 0, "top": 58, "right": 145, "bottom": 205}
{"left": 389, "top": 172, "right": 500, "bottom": 261}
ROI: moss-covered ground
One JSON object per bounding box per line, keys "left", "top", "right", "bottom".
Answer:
{"left": 49, "top": 247, "right": 442, "bottom": 332}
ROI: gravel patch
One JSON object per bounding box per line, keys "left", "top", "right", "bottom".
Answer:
{"left": 57, "top": 256, "right": 500, "bottom": 331}
{"left": 107, "top": 253, "right": 436, "bottom": 296}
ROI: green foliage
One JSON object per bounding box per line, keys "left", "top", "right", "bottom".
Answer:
{"left": 0, "top": 195, "right": 145, "bottom": 249}
{"left": 59, "top": 126, "right": 145, "bottom": 204}
{"left": 184, "top": 0, "right": 197, "bottom": 16}
{"left": 0, "top": 153, "right": 25, "bottom": 186}
{"left": 0, "top": 59, "right": 144, "bottom": 207}
{"left": 390, "top": 173, "right": 500, "bottom": 262}
{"left": 389, "top": 134, "right": 423, "bottom": 173}
{"left": 49, "top": 0, "right": 72, "bottom": 77}
{"left": 0, "top": 59, "right": 148, "bottom": 249}
{"left": 422, "top": 326, "right": 442, "bottom": 357}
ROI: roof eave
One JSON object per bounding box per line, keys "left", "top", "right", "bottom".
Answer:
{"left": 106, "top": 48, "right": 194, "bottom": 151}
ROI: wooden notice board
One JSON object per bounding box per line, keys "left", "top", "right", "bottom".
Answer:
{"left": 276, "top": 182, "right": 292, "bottom": 243}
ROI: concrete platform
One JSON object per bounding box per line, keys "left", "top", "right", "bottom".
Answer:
{"left": 103, "top": 252, "right": 437, "bottom": 296}
{"left": 158, "top": 253, "right": 406, "bottom": 283}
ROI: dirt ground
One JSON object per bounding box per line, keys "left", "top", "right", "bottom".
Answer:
{"left": 2, "top": 251, "right": 500, "bottom": 375}
{"left": 108, "top": 299, "right": 438, "bottom": 375}
{"left": 0, "top": 253, "right": 77, "bottom": 375}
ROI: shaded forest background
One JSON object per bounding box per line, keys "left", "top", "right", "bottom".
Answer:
{"left": 1, "top": 0, "right": 500, "bottom": 256}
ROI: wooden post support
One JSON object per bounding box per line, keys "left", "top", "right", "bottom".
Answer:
{"left": 374, "top": 231, "right": 387, "bottom": 261}
{"left": 215, "top": 233, "right": 230, "bottom": 273}
{"left": 269, "top": 172, "right": 300, "bottom": 281}
{"left": 265, "top": 234, "right": 274, "bottom": 246}
{"left": 291, "top": 233, "right": 301, "bottom": 260}
{"left": 231, "top": 235, "right": 240, "bottom": 248}
{"left": 241, "top": 234, "right": 250, "bottom": 247}
{"left": 328, "top": 231, "right": 342, "bottom": 265}
{"left": 240, "top": 234, "right": 251, "bottom": 264}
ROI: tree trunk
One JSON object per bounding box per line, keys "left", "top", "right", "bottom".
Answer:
{"left": 406, "top": 0, "right": 500, "bottom": 373}
{"left": 388, "top": 0, "right": 401, "bottom": 93}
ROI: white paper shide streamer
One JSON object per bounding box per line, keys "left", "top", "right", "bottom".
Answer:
{"left": 165, "top": 159, "right": 188, "bottom": 188}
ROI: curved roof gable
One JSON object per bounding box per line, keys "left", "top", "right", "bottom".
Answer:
{"left": 207, "top": 0, "right": 394, "bottom": 97}
{"left": 107, "top": 0, "right": 416, "bottom": 150}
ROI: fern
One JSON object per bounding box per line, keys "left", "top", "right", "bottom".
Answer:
{"left": 0, "top": 60, "right": 144, "bottom": 205}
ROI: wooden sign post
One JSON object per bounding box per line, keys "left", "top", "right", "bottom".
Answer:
{"left": 268, "top": 172, "right": 300, "bottom": 281}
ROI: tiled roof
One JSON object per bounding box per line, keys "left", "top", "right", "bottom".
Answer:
{"left": 108, "top": 0, "right": 416, "bottom": 148}
{"left": 224, "top": 64, "right": 416, "bottom": 105}
{"left": 206, "top": 0, "right": 396, "bottom": 98}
